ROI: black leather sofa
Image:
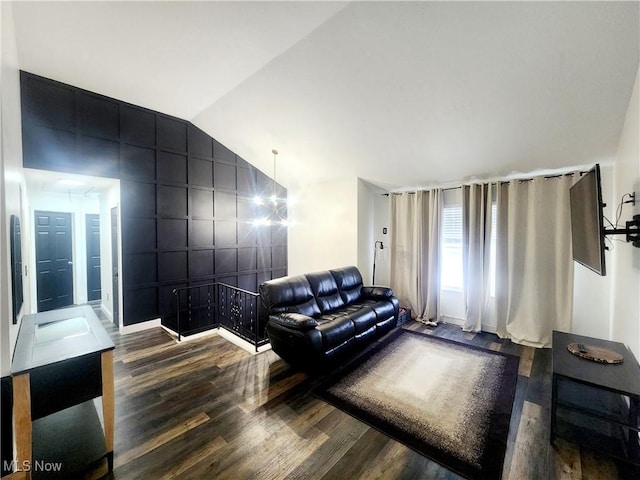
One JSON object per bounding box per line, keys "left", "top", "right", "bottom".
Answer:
{"left": 259, "top": 266, "right": 399, "bottom": 368}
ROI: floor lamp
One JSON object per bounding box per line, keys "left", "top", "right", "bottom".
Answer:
{"left": 372, "top": 241, "right": 383, "bottom": 284}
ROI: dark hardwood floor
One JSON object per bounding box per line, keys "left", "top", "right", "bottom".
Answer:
{"left": 101, "top": 315, "right": 624, "bottom": 479}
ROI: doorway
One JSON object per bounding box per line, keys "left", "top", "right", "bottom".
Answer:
{"left": 25, "top": 169, "right": 121, "bottom": 321}
{"left": 35, "top": 211, "right": 74, "bottom": 312}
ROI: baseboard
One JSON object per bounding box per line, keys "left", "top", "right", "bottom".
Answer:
{"left": 160, "top": 325, "right": 219, "bottom": 342}
{"left": 440, "top": 316, "right": 464, "bottom": 327}
{"left": 120, "top": 318, "right": 162, "bottom": 335}
{"left": 217, "top": 328, "right": 272, "bottom": 355}
{"left": 159, "top": 324, "right": 271, "bottom": 355}
{"left": 100, "top": 304, "right": 113, "bottom": 322}
{"left": 439, "top": 316, "right": 498, "bottom": 333}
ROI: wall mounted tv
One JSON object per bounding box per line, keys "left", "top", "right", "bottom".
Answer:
{"left": 570, "top": 164, "right": 607, "bottom": 276}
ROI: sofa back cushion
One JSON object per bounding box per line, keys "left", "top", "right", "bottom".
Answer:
{"left": 259, "top": 275, "right": 321, "bottom": 317}
{"left": 305, "top": 271, "right": 345, "bottom": 313}
{"left": 330, "top": 266, "right": 363, "bottom": 304}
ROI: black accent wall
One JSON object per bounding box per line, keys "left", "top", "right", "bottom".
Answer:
{"left": 20, "top": 71, "right": 287, "bottom": 328}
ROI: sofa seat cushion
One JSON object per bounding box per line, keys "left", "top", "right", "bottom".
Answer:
{"left": 316, "top": 316, "right": 355, "bottom": 350}
{"left": 338, "top": 305, "right": 377, "bottom": 333}
{"left": 359, "top": 299, "right": 397, "bottom": 323}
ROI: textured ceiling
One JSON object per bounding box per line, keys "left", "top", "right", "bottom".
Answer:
{"left": 11, "top": 1, "right": 640, "bottom": 191}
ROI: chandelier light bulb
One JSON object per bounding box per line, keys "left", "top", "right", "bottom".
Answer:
{"left": 252, "top": 217, "right": 271, "bottom": 227}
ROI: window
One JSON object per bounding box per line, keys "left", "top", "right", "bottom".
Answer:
{"left": 440, "top": 202, "right": 497, "bottom": 294}
{"left": 441, "top": 205, "right": 463, "bottom": 290}
{"left": 488, "top": 203, "right": 497, "bottom": 297}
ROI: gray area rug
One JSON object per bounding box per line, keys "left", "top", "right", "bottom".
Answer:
{"left": 314, "top": 329, "right": 519, "bottom": 479}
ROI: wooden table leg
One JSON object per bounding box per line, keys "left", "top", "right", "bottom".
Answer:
{"left": 12, "top": 373, "right": 31, "bottom": 479}
{"left": 101, "top": 350, "right": 114, "bottom": 471}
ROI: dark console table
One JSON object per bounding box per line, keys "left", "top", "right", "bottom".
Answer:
{"left": 11, "top": 305, "right": 115, "bottom": 479}
{"left": 551, "top": 330, "right": 640, "bottom": 469}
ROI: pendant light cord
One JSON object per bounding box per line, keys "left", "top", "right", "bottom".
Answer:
{"left": 272, "top": 149, "right": 278, "bottom": 201}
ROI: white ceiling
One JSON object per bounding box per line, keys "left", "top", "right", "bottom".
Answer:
{"left": 11, "top": 1, "right": 640, "bottom": 191}
{"left": 23, "top": 167, "right": 117, "bottom": 197}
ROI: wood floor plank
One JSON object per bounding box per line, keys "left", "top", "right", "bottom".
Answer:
{"left": 286, "top": 411, "right": 369, "bottom": 479}
{"left": 238, "top": 371, "right": 308, "bottom": 413}
{"left": 114, "top": 418, "right": 229, "bottom": 479}
{"left": 501, "top": 375, "right": 528, "bottom": 477}
{"left": 121, "top": 351, "right": 224, "bottom": 396}
{"left": 580, "top": 447, "right": 619, "bottom": 480}
{"left": 505, "top": 400, "right": 550, "bottom": 480}
{"left": 233, "top": 426, "right": 329, "bottom": 480}
{"left": 553, "top": 438, "right": 583, "bottom": 480}
{"left": 184, "top": 420, "right": 273, "bottom": 478}
{"left": 518, "top": 345, "right": 535, "bottom": 377}
{"left": 159, "top": 435, "right": 227, "bottom": 480}
{"left": 114, "top": 411, "right": 210, "bottom": 468}
{"left": 356, "top": 440, "right": 414, "bottom": 479}
{"left": 118, "top": 335, "right": 178, "bottom": 364}
{"left": 321, "top": 428, "right": 394, "bottom": 479}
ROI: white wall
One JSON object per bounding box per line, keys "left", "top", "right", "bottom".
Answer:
{"left": 357, "top": 179, "right": 375, "bottom": 284}
{"left": 288, "top": 177, "right": 358, "bottom": 275}
{"left": 571, "top": 163, "right": 614, "bottom": 340}
{"left": 355, "top": 179, "right": 391, "bottom": 286}
{"left": 288, "top": 177, "right": 390, "bottom": 287}
{"left": 1, "top": 1, "right": 28, "bottom": 376}
{"left": 27, "top": 191, "right": 101, "bottom": 311}
{"left": 372, "top": 192, "right": 390, "bottom": 285}
{"left": 610, "top": 67, "right": 640, "bottom": 360}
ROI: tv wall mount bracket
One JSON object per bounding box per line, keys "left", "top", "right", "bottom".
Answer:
{"left": 603, "top": 193, "right": 640, "bottom": 248}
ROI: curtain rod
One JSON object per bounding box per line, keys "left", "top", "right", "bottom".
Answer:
{"left": 382, "top": 171, "right": 580, "bottom": 195}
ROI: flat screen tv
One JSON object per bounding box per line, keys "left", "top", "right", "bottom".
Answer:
{"left": 570, "top": 164, "right": 606, "bottom": 275}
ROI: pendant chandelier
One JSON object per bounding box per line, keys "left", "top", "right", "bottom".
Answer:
{"left": 252, "top": 149, "right": 289, "bottom": 227}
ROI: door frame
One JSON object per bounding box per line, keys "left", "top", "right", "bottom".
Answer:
{"left": 111, "top": 206, "right": 120, "bottom": 328}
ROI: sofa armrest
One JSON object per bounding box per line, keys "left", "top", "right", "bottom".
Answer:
{"left": 269, "top": 313, "right": 318, "bottom": 330}
{"left": 362, "top": 286, "right": 394, "bottom": 300}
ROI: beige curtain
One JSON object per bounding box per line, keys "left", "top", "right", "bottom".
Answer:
{"left": 461, "top": 183, "right": 495, "bottom": 332}
{"left": 498, "top": 175, "right": 574, "bottom": 347}
{"left": 390, "top": 190, "right": 442, "bottom": 323}
{"left": 462, "top": 175, "right": 574, "bottom": 346}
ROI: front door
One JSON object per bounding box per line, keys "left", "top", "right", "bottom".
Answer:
{"left": 35, "top": 211, "right": 74, "bottom": 312}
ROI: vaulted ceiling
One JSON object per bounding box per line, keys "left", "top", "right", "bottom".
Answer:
{"left": 11, "top": 1, "right": 640, "bottom": 191}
